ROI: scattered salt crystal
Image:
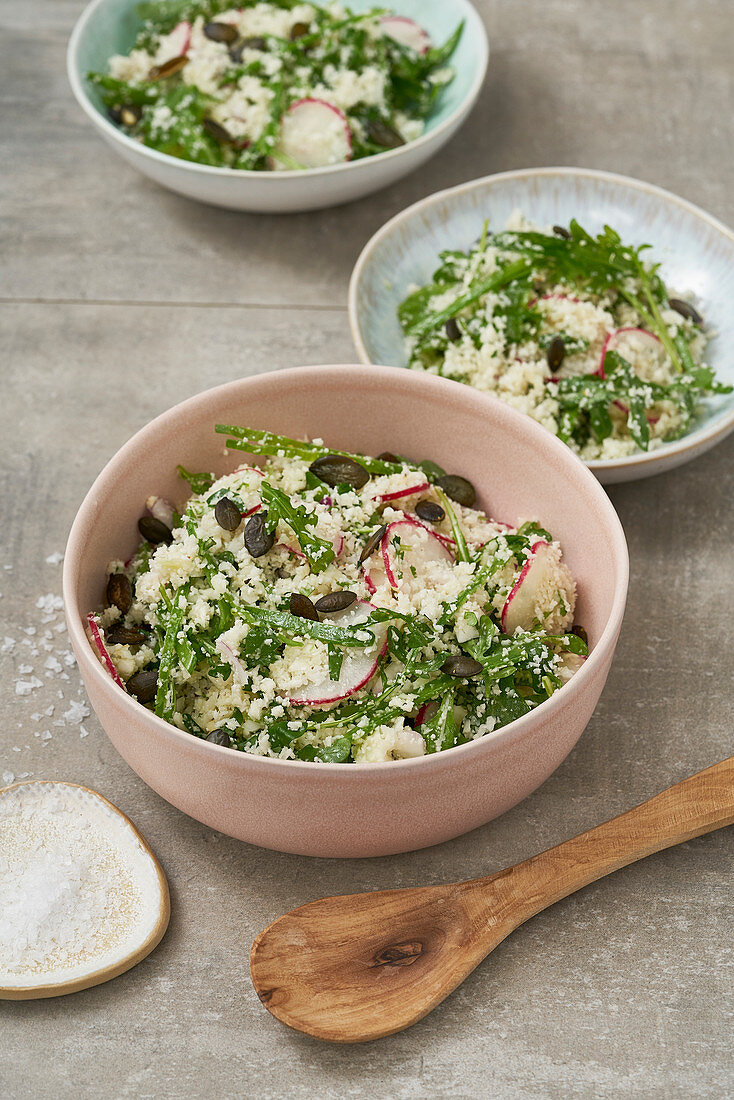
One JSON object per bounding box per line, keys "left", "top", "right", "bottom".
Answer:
{"left": 62, "top": 651, "right": 76, "bottom": 667}
{"left": 45, "top": 552, "right": 65, "bottom": 566}
{"left": 63, "top": 701, "right": 90, "bottom": 726}
{"left": 24, "top": 627, "right": 37, "bottom": 636}
{"left": 36, "top": 595, "right": 64, "bottom": 615}
{"left": 45, "top": 706, "right": 54, "bottom": 716}
{"left": 15, "top": 678, "right": 43, "bottom": 697}
{"left": 3, "top": 564, "right": 11, "bottom": 571}
{"left": 79, "top": 726, "right": 90, "bottom": 739}
{"left": 44, "top": 656, "right": 63, "bottom": 674}
{"left": 12, "top": 746, "right": 20, "bottom": 752}
{"left": 54, "top": 622, "right": 67, "bottom": 634}
{"left": 40, "top": 731, "right": 52, "bottom": 742}
{"left": 18, "top": 664, "right": 34, "bottom": 676}
{"left": 2, "top": 772, "right": 14, "bottom": 785}
{"left": 1, "top": 636, "right": 16, "bottom": 654}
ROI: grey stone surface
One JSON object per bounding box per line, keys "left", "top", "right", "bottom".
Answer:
{"left": 1, "top": 0, "right": 732, "bottom": 1097}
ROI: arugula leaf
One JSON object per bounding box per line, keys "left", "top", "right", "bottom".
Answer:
{"left": 178, "top": 465, "right": 214, "bottom": 494}
{"left": 259, "top": 481, "right": 335, "bottom": 573}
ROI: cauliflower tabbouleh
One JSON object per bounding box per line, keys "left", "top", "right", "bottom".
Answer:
{"left": 89, "top": 1, "right": 462, "bottom": 170}
{"left": 89, "top": 426, "right": 587, "bottom": 764}
{"left": 400, "top": 215, "right": 731, "bottom": 461}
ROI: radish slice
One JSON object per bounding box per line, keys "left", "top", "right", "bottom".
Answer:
{"left": 86, "top": 613, "right": 126, "bottom": 690}
{"left": 377, "top": 481, "right": 429, "bottom": 504}
{"left": 599, "top": 327, "right": 661, "bottom": 379}
{"left": 233, "top": 464, "right": 264, "bottom": 478}
{"left": 215, "top": 636, "right": 251, "bottom": 685}
{"left": 414, "top": 700, "right": 439, "bottom": 727}
{"left": 381, "top": 519, "right": 454, "bottom": 590}
{"left": 274, "top": 98, "right": 352, "bottom": 169}
{"left": 380, "top": 16, "right": 431, "bottom": 54}
{"left": 501, "top": 541, "right": 563, "bottom": 634}
{"left": 332, "top": 532, "right": 344, "bottom": 558}
{"left": 242, "top": 503, "right": 262, "bottom": 518}
{"left": 145, "top": 495, "right": 175, "bottom": 528}
{"left": 275, "top": 542, "right": 306, "bottom": 560}
{"left": 289, "top": 602, "right": 387, "bottom": 705}
{"left": 392, "top": 512, "right": 456, "bottom": 553}
{"left": 157, "top": 20, "right": 191, "bottom": 63}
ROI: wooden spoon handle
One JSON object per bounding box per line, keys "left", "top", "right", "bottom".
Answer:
{"left": 467, "top": 756, "right": 734, "bottom": 930}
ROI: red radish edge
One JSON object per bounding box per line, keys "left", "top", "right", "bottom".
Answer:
{"left": 381, "top": 519, "right": 454, "bottom": 589}
{"left": 275, "top": 542, "right": 306, "bottom": 559}
{"left": 279, "top": 98, "right": 353, "bottom": 165}
{"left": 146, "top": 495, "right": 175, "bottom": 527}
{"left": 379, "top": 15, "right": 431, "bottom": 54}
{"left": 377, "top": 481, "right": 430, "bottom": 503}
{"left": 168, "top": 20, "right": 191, "bottom": 56}
{"left": 87, "top": 613, "right": 126, "bottom": 690}
{"left": 500, "top": 540, "right": 550, "bottom": 633}
{"left": 598, "top": 326, "right": 660, "bottom": 379}
{"left": 398, "top": 512, "right": 456, "bottom": 552}
{"left": 289, "top": 601, "right": 387, "bottom": 706}
{"left": 242, "top": 504, "right": 261, "bottom": 518}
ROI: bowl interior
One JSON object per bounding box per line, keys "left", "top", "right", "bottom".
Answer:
{"left": 71, "top": 0, "right": 486, "bottom": 156}
{"left": 67, "top": 367, "right": 626, "bottom": 690}
{"left": 351, "top": 170, "right": 734, "bottom": 448}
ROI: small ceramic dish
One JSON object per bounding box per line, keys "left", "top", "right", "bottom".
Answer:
{"left": 63, "top": 365, "right": 628, "bottom": 858}
{"left": 66, "top": 0, "right": 488, "bottom": 213}
{"left": 0, "top": 781, "right": 169, "bottom": 999}
{"left": 349, "top": 168, "right": 734, "bottom": 483}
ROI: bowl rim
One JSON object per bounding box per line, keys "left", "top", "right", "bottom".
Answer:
{"left": 348, "top": 166, "right": 734, "bottom": 475}
{"left": 66, "top": 0, "right": 489, "bottom": 182}
{"left": 63, "top": 364, "right": 628, "bottom": 775}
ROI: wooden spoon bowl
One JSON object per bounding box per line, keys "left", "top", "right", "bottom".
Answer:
{"left": 251, "top": 757, "right": 734, "bottom": 1042}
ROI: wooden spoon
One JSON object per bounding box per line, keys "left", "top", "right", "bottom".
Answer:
{"left": 250, "top": 757, "right": 733, "bottom": 1043}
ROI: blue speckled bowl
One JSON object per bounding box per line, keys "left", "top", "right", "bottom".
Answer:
{"left": 67, "top": 0, "right": 488, "bottom": 212}
{"left": 349, "top": 168, "right": 734, "bottom": 483}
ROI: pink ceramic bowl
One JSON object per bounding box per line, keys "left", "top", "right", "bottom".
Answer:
{"left": 63, "top": 366, "right": 628, "bottom": 858}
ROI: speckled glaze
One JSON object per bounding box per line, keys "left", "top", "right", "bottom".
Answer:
{"left": 66, "top": 0, "right": 488, "bottom": 212}
{"left": 63, "top": 366, "right": 628, "bottom": 858}
{"left": 349, "top": 168, "right": 734, "bottom": 483}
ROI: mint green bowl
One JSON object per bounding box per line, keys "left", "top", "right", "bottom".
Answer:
{"left": 67, "top": 0, "right": 489, "bottom": 212}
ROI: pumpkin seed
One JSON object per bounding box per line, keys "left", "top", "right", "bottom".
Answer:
{"left": 359, "top": 523, "right": 388, "bottom": 564}
{"left": 435, "top": 474, "right": 476, "bottom": 508}
{"left": 230, "top": 35, "right": 267, "bottom": 62}
{"left": 445, "top": 317, "right": 461, "bottom": 342}
{"left": 314, "top": 591, "right": 357, "bottom": 614}
{"left": 149, "top": 55, "right": 188, "bottom": 80}
{"left": 415, "top": 500, "right": 445, "bottom": 524}
{"left": 377, "top": 451, "right": 401, "bottom": 464}
{"left": 203, "top": 118, "right": 233, "bottom": 144}
{"left": 106, "top": 625, "right": 149, "bottom": 646}
{"left": 441, "top": 655, "right": 484, "bottom": 678}
{"left": 244, "top": 511, "right": 275, "bottom": 558}
{"left": 138, "top": 515, "right": 173, "bottom": 544}
{"left": 120, "top": 105, "right": 142, "bottom": 127}
{"left": 204, "top": 21, "right": 237, "bottom": 43}
{"left": 106, "top": 573, "right": 132, "bottom": 614}
{"left": 127, "top": 668, "right": 158, "bottom": 703}
{"left": 546, "top": 334, "right": 565, "bottom": 372}
{"left": 290, "top": 21, "right": 310, "bottom": 38}
{"left": 668, "top": 297, "right": 703, "bottom": 325}
{"left": 366, "top": 118, "right": 405, "bottom": 149}
{"left": 206, "top": 728, "right": 231, "bottom": 746}
{"left": 214, "top": 496, "right": 241, "bottom": 531}
{"left": 570, "top": 624, "right": 588, "bottom": 646}
{"left": 309, "top": 454, "right": 370, "bottom": 490}
{"left": 289, "top": 593, "right": 319, "bottom": 621}
{"left": 553, "top": 225, "right": 572, "bottom": 239}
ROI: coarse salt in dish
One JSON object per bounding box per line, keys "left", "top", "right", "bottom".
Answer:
{"left": 0, "top": 782, "right": 169, "bottom": 998}
{"left": 89, "top": 424, "right": 587, "bottom": 765}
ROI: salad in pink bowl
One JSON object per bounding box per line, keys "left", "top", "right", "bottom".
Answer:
{"left": 89, "top": 425, "right": 586, "bottom": 765}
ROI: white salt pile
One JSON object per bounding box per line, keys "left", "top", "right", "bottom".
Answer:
{"left": 0, "top": 783, "right": 168, "bottom": 993}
